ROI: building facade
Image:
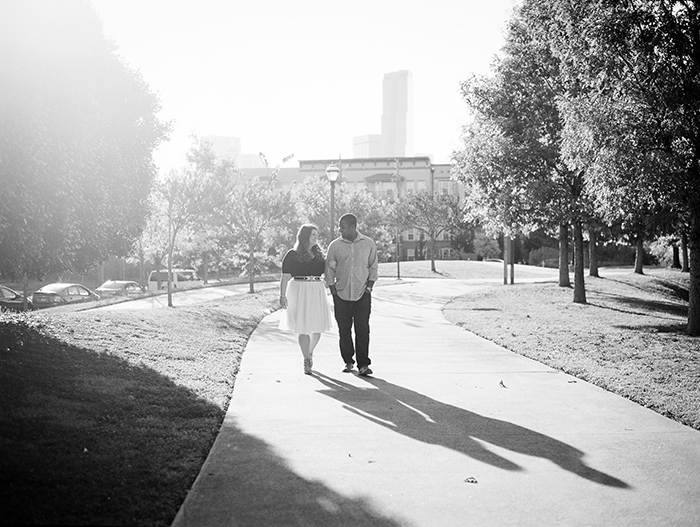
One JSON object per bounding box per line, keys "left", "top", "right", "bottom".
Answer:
{"left": 202, "top": 135, "right": 241, "bottom": 162}
{"left": 244, "top": 156, "right": 459, "bottom": 261}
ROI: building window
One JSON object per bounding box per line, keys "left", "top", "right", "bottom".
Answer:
{"left": 407, "top": 248, "right": 415, "bottom": 261}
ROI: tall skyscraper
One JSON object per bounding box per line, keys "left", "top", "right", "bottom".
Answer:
{"left": 381, "top": 70, "right": 413, "bottom": 157}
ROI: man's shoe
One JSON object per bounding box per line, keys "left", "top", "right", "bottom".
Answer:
{"left": 358, "top": 366, "right": 373, "bottom": 376}
{"left": 342, "top": 363, "right": 354, "bottom": 373}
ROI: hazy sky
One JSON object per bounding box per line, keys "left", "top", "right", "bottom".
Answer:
{"left": 91, "top": 0, "right": 517, "bottom": 171}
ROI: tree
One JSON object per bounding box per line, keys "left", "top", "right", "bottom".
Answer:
{"left": 450, "top": 217, "right": 477, "bottom": 257}
{"left": 157, "top": 167, "right": 214, "bottom": 306}
{"left": 133, "top": 193, "right": 170, "bottom": 287}
{"left": 0, "top": 1, "right": 168, "bottom": 281}
{"left": 182, "top": 137, "right": 240, "bottom": 283}
{"left": 293, "top": 177, "right": 394, "bottom": 260}
{"left": 211, "top": 172, "right": 295, "bottom": 293}
{"left": 400, "top": 190, "right": 460, "bottom": 272}
{"left": 454, "top": 5, "right": 596, "bottom": 301}
{"left": 545, "top": 0, "right": 700, "bottom": 333}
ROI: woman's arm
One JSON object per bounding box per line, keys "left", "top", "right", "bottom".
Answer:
{"left": 280, "top": 272, "right": 291, "bottom": 308}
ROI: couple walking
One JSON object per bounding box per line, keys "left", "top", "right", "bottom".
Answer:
{"left": 279, "top": 213, "right": 378, "bottom": 376}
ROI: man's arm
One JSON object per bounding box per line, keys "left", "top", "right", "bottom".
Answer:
{"left": 367, "top": 240, "right": 379, "bottom": 289}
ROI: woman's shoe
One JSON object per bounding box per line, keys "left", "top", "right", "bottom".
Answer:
{"left": 303, "top": 358, "right": 312, "bottom": 375}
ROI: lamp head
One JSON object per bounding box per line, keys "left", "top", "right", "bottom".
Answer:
{"left": 325, "top": 163, "right": 340, "bottom": 183}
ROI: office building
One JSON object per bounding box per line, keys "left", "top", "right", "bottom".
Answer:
{"left": 381, "top": 70, "right": 414, "bottom": 157}
{"left": 353, "top": 70, "right": 414, "bottom": 158}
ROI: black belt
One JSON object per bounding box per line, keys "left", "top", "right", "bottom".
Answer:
{"left": 293, "top": 276, "right": 322, "bottom": 281}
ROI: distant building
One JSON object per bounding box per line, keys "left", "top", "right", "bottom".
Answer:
{"left": 202, "top": 135, "right": 240, "bottom": 162}
{"left": 238, "top": 153, "right": 266, "bottom": 169}
{"left": 352, "top": 134, "right": 383, "bottom": 158}
{"left": 381, "top": 70, "right": 413, "bottom": 157}
{"left": 352, "top": 70, "right": 415, "bottom": 158}
{"left": 241, "top": 156, "right": 459, "bottom": 261}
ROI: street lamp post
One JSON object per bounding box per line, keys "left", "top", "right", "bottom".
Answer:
{"left": 393, "top": 159, "right": 402, "bottom": 279}
{"left": 325, "top": 163, "right": 340, "bottom": 239}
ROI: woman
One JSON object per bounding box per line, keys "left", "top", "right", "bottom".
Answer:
{"left": 279, "top": 224, "right": 334, "bottom": 374}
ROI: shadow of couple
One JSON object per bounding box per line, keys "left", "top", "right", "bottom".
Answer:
{"left": 313, "top": 372, "right": 630, "bottom": 489}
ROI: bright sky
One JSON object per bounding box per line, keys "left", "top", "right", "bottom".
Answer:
{"left": 91, "top": 0, "right": 517, "bottom": 171}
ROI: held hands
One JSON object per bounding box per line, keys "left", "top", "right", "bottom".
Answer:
{"left": 280, "top": 296, "right": 288, "bottom": 309}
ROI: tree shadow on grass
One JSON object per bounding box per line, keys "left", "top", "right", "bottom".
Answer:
{"left": 314, "top": 373, "right": 630, "bottom": 489}
{"left": 601, "top": 275, "right": 689, "bottom": 302}
{"left": 0, "top": 320, "right": 222, "bottom": 526}
{"left": 588, "top": 291, "right": 688, "bottom": 319}
{"left": 0, "top": 320, "right": 396, "bottom": 526}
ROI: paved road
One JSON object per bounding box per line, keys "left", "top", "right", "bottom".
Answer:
{"left": 94, "top": 281, "right": 278, "bottom": 311}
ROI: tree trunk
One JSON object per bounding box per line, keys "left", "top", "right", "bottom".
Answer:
{"left": 430, "top": 237, "right": 437, "bottom": 273}
{"left": 139, "top": 249, "right": 145, "bottom": 290}
{"left": 682, "top": 230, "right": 690, "bottom": 273}
{"left": 508, "top": 236, "right": 514, "bottom": 284}
{"left": 559, "top": 224, "right": 571, "bottom": 287}
{"left": 202, "top": 252, "right": 209, "bottom": 284}
{"left": 22, "top": 275, "right": 29, "bottom": 311}
{"left": 503, "top": 234, "right": 508, "bottom": 285}
{"left": 672, "top": 244, "right": 681, "bottom": 268}
{"left": 573, "top": 220, "right": 587, "bottom": 304}
{"left": 248, "top": 248, "right": 255, "bottom": 293}
{"left": 687, "top": 212, "right": 700, "bottom": 335}
{"left": 588, "top": 226, "right": 599, "bottom": 277}
{"left": 634, "top": 235, "right": 644, "bottom": 275}
{"left": 167, "top": 247, "right": 174, "bottom": 308}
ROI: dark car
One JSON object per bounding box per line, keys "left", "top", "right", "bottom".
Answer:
{"left": 96, "top": 280, "right": 143, "bottom": 298}
{"left": 31, "top": 283, "right": 101, "bottom": 309}
{"left": 0, "top": 284, "right": 34, "bottom": 312}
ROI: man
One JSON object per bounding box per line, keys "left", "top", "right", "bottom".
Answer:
{"left": 325, "top": 213, "right": 379, "bottom": 376}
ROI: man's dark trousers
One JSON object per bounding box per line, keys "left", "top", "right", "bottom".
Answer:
{"left": 333, "top": 291, "right": 372, "bottom": 368}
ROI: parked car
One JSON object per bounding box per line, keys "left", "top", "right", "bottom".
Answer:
{"left": 0, "top": 284, "right": 34, "bottom": 312}
{"left": 96, "top": 280, "right": 143, "bottom": 298}
{"left": 147, "top": 268, "right": 201, "bottom": 291}
{"left": 31, "top": 283, "right": 101, "bottom": 309}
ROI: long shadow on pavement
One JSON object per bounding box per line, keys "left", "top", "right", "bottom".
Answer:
{"left": 314, "top": 373, "right": 630, "bottom": 489}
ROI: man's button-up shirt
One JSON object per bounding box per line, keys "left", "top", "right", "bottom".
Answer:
{"left": 325, "top": 231, "right": 378, "bottom": 302}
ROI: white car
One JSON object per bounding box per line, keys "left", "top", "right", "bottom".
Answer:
{"left": 96, "top": 280, "right": 144, "bottom": 298}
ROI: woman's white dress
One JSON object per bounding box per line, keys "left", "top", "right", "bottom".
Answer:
{"left": 278, "top": 250, "right": 333, "bottom": 334}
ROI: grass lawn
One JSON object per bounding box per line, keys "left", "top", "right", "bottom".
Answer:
{"left": 0, "top": 260, "right": 695, "bottom": 525}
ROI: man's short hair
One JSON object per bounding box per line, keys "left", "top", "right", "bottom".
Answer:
{"left": 339, "top": 213, "right": 357, "bottom": 227}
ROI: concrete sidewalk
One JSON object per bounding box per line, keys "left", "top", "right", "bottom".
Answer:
{"left": 172, "top": 278, "right": 700, "bottom": 526}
